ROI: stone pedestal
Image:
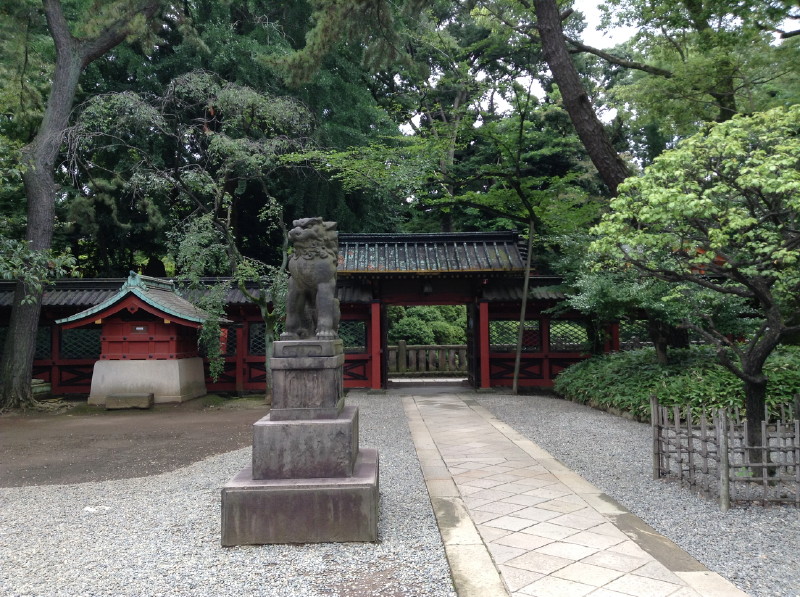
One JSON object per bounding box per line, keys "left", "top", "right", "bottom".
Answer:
{"left": 88, "top": 358, "right": 206, "bottom": 405}
{"left": 221, "top": 339, "right": 379, "bottom": 545}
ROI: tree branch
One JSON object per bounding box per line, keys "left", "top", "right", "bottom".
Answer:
{"left": 422, "top": 199, "right": 528, "bottom": 225}
{"left": 78, "top": 0, "right": 163, "bottom": 68}
{"left": 564, "top": 36, "right": 674, "bottom": 78}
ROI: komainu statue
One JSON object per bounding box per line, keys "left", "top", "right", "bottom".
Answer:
{"left": 281, "top": 217, "right": 340, "bottom": 340}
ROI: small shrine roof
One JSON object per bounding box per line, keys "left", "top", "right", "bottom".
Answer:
{"left": 55, "top": 272, "right": 212, "bottom": 327}
{"left": 337, "top": 231, "right": 526, "bottom": 275}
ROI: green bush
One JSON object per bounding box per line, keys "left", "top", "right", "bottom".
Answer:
{"left": 389, "top": 317, "right": 436, "bottom": 345}
{"left": 428, "top": 320, "right": 465, "bottom": 344}
{"left": 553, "top": 346, "right": 800, "bottom": 419}
{"left": 387, "top": 305, "right": 467, "bottom": 345}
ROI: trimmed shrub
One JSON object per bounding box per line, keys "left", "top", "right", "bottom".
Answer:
{"left": 389, "top": 317, "right": 435, "bottom": 345}
{"left": 428, "top": 320, "right": 465, "bottom": 344}
{"left": 553, "top": 346, "right": 800, "bottom": 419}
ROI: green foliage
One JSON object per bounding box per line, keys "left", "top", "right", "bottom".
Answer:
{"left": 594, "top": 0, "right": 800, "bottom": 148}
{"left": 0, "top": 234, "right": 76, "bottom": 303}
{"left": 428, "top": 321, "right": 465, "bottom": 345}
{"left": 593, "top": 105, "right": 800, "bottom": 317}
{"left": 554, "top": 346, "right": 800, "bottom": 419}
{"left": 388, "top": 317, "right": 435, "bottom": 345}
{"left": 586, "top": 103, "right": 800, "bottom": 415}
{"left": 0, "top": 215, "right": 76, "bottom": 303}
{"left": 0, "top": 1, "right": 53, "bottom": 142}
{"left": 194, "top": 282, "right": 228, "bottom": 381}
{"left": 388, "top": 305, "right": 467, "bottom": 344}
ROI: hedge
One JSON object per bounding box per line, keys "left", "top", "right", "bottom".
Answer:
{"left": 553, "top": 346, "right": 800, "bottom": 420}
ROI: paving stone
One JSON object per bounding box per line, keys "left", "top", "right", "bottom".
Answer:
{"left": 483, "top": 515, "right": 536, "bottom": 532}
{"left": 581, "top": 550, "right": 651, "bottom": 573}
{"left": 494, "top": 531, "right": 553, "bottom": 551}
{"left": 512, "top": 506, "right": 562, "bottom": 523}
{"left": 552, "top": 562, "right": 625, "bottom": 587}
{"left": 471, "top": 500, "right": 527, "bottom": 515}
{"left": 505, "top": 551, "right": 573, "bottom": 575}
{"left": 534, "top": 541, "right": 599, "bottom": 561}
{"left": 536, "top": 499, "right": 588, "bottom": 514}
{"left": 521, "top": 521, "right": 580, "bottom": 541}
{"left": 562, "top": 530, "right": 626, "bottom": 550}
{"left": 605, "top": 573, "right": 685, "bottom": 597}
{"left": 476, "top": 524, "right": 513, "bottom": 542}
{"left": 487, "top": 542, "right": 527, "bottom": 564}
{"left": 632, "top": 560, "right": 685, "bottom": 584}
{"left": 498, "top": 565, "right": 544, "bottom": 592}
{"left": 517, "top": 575, "right": 595, "bottom": 597}
{"left": 501, "top": 494, "right": 550, "bottom": 507}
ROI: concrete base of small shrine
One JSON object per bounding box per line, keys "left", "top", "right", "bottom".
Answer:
{"left": 220, "top": 448, "right": 379, "bottom": 545}
{"left": 88, "top": 357, "right": 207, "bottom": 405}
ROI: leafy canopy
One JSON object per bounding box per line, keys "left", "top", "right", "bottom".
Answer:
{"left": 593, "top": 103, "right": 800, "bottom": 311}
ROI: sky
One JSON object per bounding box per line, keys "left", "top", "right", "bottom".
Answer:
{"left": 572, "top": 0, "right": 637, "bottom": 48}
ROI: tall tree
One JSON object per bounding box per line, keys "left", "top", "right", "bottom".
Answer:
{"left": 591, "top": 105, "right": 800, "bottom": 449}
{"left": 531, "top": 0, "right": 631, "bottom": 194}
{"left": 570, "top": 0, "right": 800, "bottom": 146}
{"left": 71, "top": 70, "right": 316, "bottom": 397}
{"left": 1, "top": 0, "right": 166, "bottom": 410}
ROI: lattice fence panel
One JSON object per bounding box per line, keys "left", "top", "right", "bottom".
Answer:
{"left": 490, "top": 320, "right": 540, "bottom": 352}
{"left": 0, "top": 326, "right": 52, "bottom": 359}
{"left": 249, "top": 322, "right": 266, "bottom": 356}
{"left": 619, "top": 320, "right": 652, "bottom": 350}
{"left": 61, "top": 328, "right": 101, "bottom": 359}
{"left": 223, "top": 328, "right": 237, "bottom": 357}
{"left": 549, "top": 320, "right": 587, "bottom": 352}
{"left": 35, "top": 327, "right": 52, "bottom": 359}
{"left": 339, "top": 321, "right": 366, "bottom": 353}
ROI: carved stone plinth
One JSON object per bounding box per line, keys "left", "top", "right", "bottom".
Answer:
{"left": 221, "top": 338, "right": 379, "bottom": 545}
{"left": 252, "top": 406, "right": 359, "bottom": 479}
{"left": 270, "top": 340, "right": 344, "bottom": 421}
{"left": 221, "top": 449, "right": 379, "bottom": 545}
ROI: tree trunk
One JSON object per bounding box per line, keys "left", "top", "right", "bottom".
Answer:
{"left": 0, "top": 298, "right": 41, "bottom": 409}
{"left": 743, "top": 373, "right": 768, "bottom": 466}
{"left": 0, "top": 26, "right": 82, "bottom": 409}
{"left": 0, "top": 0, "right": 164, "bottom": 410}
{"left": 533, "top": 0, "right": 631, "bottom": 195}
{"left": 646, "top": 318, "right": 670, "bottom": 365}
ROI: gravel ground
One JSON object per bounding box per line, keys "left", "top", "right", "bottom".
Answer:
{"left": 476, "top": 393, "right": 800, "bottom": 597}
{"left": 0, "top": 395, "right": 456, "bottom": 597}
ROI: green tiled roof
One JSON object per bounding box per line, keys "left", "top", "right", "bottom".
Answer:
{"left": 55, "top": 272, "right": 211, "bottom": 326}
{"left": 338, "top": 231, "right": 526, "bottom": 274}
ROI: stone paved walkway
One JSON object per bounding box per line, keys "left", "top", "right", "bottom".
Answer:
{"left": 402, "top": 390, "right": 748, "bottom": 597}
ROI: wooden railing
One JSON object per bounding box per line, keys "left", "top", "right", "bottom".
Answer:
{"left": 388, "top": 342, "right": 468, "bottom": 376}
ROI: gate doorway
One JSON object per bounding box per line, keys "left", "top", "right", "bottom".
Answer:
{"left": 384, "top": 303, "right": 470, "bottom": 385}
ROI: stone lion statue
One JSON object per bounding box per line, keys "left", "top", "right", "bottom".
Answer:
{"left": 281, "top": 217, "right": 340, "bottom": 340}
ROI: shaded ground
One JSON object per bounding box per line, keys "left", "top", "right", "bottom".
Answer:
{"left": 0, "top": 396, "right": 269, "bottom": 487}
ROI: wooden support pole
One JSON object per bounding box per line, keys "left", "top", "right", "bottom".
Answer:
{"left": 479, "top": 301, "right": 491, "bottom": 389}
{"left": 651, "top": 395, "right": 661, "bottom": 480}
{"left": 719, "top": 409, "right": 730, "bottom": 512}
{"left": 369, "top": 302, "right": 382, "bottom": 390}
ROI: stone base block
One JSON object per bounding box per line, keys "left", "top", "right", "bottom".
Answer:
{"left": 221, "top": 448, "right": 379, "bottom": 545}
{"left": 270, "top": 340, "right": 344, "bottom": 420}
{"left": 106, "top": 393, "right": 154, "bottom": 410}
{"left": 252, "top": 406, "right": 359, "bottom": 479}
{"left": 88, "top": 358, "right": 206, "bottom": 405}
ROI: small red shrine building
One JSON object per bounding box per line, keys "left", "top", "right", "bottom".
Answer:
{"left": 56, "top": 272, "right": 213, "bottom": 404}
